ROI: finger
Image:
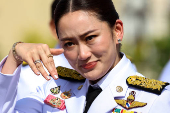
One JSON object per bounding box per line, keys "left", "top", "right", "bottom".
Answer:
{"left": 23, "top": 49, "right": 41, "bottom": 76}
{"left": 32, "top": 51, "right": 51, "bottom": 81}
{"left": 41, "top": 46, "right": 58, "bottom": 80}
{"left": 50, "top": 48, "right": 64, "bottom": 55}
{"left": 41, "top": 55, "right": 58, "bottom": 80}
{"left": 26, "top": 58, "right": 40, "bottom": 76}
{"left": 35, "top": 61, "right": 51, "bottom": 80}
{"left": 45, "top": 55, "right": 58, "bottom": 80}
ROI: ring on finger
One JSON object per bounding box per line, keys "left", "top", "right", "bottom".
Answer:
{"left": 47, "top": 54, "right": 53, "bottom": 58}
{"left": 34, "top": 59, "right": 41, "bottom": 64}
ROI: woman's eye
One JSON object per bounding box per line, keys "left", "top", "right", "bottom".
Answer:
{"left": 85, "top": 35, "right": 96, "bottom": 41}
{"left": 64, "top": 42, "right": 74, "bottom": 47}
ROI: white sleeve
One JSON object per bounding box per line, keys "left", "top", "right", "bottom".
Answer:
{"left": 149, "top": 89, "right": 170, "bottom": 112}
{"left": 0, "top": 56, "right": 22, "bottom": 113}
{"left": 0, "top": 57, "right": 49, "bottom": 113}
{"left": 14, "top": 90, "right": 44, "bottom": 113}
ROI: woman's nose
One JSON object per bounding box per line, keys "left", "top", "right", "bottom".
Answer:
{"left": 78, "top": 45, "right": 91, "bottom": 60}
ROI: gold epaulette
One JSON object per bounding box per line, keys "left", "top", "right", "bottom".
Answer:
{"left": 126, "top": 55, "right": 133, "bottom": 62}
{"left": 56, "top": 66, "right": 85, "bottom": 81}
{"left": 22, "top": 61, "right": 28, "bottom": 66}
{"left": 126, "top": 75, "right": 169, "bottom": 95}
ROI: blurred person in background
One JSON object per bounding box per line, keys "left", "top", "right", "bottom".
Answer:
{"left": 17, "top": 0, "right": 72, "bottom": 100}
{"left": 159, "top": 58, "right": 170, "bottom": 82}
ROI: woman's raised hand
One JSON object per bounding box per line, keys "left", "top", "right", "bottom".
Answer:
{"left": 2, "top": 43, "right": 64, "bottom": 81}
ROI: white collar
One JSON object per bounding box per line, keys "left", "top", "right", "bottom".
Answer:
{"left": 87, "top": 53, "right": 131, "bottom": 90}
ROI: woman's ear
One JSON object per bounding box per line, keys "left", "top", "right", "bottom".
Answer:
{"left": 114, "top": 19, "right": 124, "bottom": 44}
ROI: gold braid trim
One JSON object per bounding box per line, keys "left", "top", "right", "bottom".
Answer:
{"left": 56, "top": 66, "right": 85, "bottom": 81}
{"left": 127, "top": 75, "right": 169, "bottom": 94}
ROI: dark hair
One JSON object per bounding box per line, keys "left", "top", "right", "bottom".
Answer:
{"left": 54, "top": 0, "right": 119, "bottom": 30}
{"left": 51, "top": 0, "right": 60, "bottom": 20}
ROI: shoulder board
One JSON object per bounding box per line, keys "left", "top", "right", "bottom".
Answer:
{"left": 126, "top": 75, "right": 169, "bottom": 95}
{"left": 56, "top": 66, "right": 85, "bottom": 82}
{"left": 22, "top": 61, "right": 28, "bottom": 66}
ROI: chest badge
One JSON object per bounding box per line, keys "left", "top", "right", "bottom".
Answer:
{"left": 61, "top": 89, "right": 72, "bottom": 99}
{"left": 112, "top": 108, "right": 140, "bottom": 113}
{"left": 78, "top": 85, "right": 83, "bottom": 90}
{"left": 50, "top": 86, "right": 60, "bottom": 95}
{"left": 44, "top": 94, "right": 66, "bottom": 110}
{"left": 116, "top": 86, "right": 123, "bottom": 92}
{"left": 115, "top": 91, "right": 147, "bottom": 109}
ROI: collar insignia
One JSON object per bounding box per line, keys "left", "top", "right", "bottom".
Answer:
{"left": 127, "top": 75, "right": 169, "bottom": 94}
{"left": 78, "top": 85, "right": 83, "bottom": 90}
{"left": 116, "top": 86, "right": 123, "bottom": 92}
{"left": 44, "top": 94, "right": 66, "bottom": 110}
{"left": 115, "top": 91, "right": 147, "bottom": 109}
{"left": 61, "top": 89, "right": 72, "bottom": 99}
{"left": 50, "top": 86, "right": 60, "bottom": 95}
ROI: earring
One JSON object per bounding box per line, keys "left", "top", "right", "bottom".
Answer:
{"left": 118, "top": 39, "right": 121, "bottom": 43}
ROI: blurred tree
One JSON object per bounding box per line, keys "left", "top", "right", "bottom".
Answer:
{"left": 154, "top": 36, "right": 170, "bottom": 68}
{"left": 122, "top": 35, "right": 170, "bottom": 79}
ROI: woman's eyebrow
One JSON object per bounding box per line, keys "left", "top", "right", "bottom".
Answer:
{"left": 79, "top": 29, "right": 98, "bottom": 38}
{"left": 60, "top": 38, "right": 72, "bottom": 42}
{"left": 60, "top": 29, "right": 98, "bottom": 41}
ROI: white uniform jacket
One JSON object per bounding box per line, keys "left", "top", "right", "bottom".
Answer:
{"left": 0, "top": 54, "right": 170, "bottom": 113}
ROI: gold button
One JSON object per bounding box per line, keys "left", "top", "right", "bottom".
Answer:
{"left": 116, "top": 86, "right": 123, "bottom": 92}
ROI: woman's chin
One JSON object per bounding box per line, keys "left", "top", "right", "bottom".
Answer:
{"left": 83, "top": 73, "right": 103, "bottom": 83}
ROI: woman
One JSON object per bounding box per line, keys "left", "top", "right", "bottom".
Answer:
{"left": 0, "top": 0, "right": 170, "bottom": 112}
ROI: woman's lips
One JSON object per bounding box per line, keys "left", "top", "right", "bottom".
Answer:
{"left": 81, "top": 61, "right": 97, "bottom": 69}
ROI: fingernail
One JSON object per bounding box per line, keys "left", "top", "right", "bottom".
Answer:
{"left": 47, "top": 76, "right": 51, "bottom": 80}
{"left": 54, "top": 75, "right": 58, "bottom": 79}
{"left": 37, "top": 72, "right": 40, "bottom": 75}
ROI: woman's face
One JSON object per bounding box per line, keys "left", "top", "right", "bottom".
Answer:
{"left": 58, "top": 11, "right": 121, "bottom": 82}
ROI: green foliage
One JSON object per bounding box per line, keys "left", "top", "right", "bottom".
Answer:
{"left": 122, "top": 35, "right": 170, "bottom": 79}
{"left": 154, "top": 36, "right": 170, "bottom": 67}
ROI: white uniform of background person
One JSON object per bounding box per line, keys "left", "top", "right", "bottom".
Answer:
{"left": 0, "top": 54, "right": 170, "bottom": 113}
{"left": 159, "top": 60, "right": 170, "bottom": 83}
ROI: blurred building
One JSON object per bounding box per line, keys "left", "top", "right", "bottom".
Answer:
{"left": 114, "top": 0, "right": 170, "bottom": 43}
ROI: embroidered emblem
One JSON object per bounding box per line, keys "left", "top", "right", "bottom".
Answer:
{"left": 44, "top": 94, "right": 66, "bottom": 110}
{"left": 116, "top": 86, "right": 123, "bottom": 92}
{"left": 56, "top": 66, "right": 85, "bottom": 81}
{"left": 115, "top": 91, "right": 147, "bottom": 109}
{"left": 50, "top": 86, "right": 60, "bottom": 94}
{"left": 112, "top": 108, "right": 141, "bottom": 113}
{"left": 78, "top": 85, "right": 83, "bottom": 90}
{"left": 127, "top": 75, "right": 169, "bottom": 94}
{"left": 61, "top": 89, "right": 72, "bottom": 99}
